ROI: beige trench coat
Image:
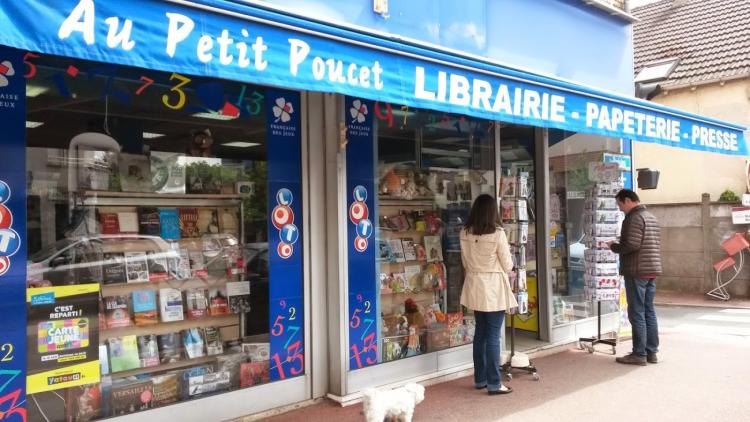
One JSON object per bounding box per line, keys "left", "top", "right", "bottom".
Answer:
{"left": 459, "top": 228, "right": 518, "bottom": 312}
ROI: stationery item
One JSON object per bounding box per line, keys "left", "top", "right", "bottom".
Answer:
{"left": 377, "top": 238, "right": 395, "bottom": 263}
{"left": 104, "top": 295, "right": 131, "bottom": 328}
{"left": 131, "top": 289, "right": 158, "bottom": 326}
{"left": 159, "top": 288, "right": 184, "bottom": 322}
{"left": 388, "top": 239, "right": 406, "bottom": 263}
{"left": 108, "top": 335, "right": 140, "bottom": 373}
{"left": 124, "top": 252, "right": 150, "bottom": 283}
{"left": 500, "top": 175, "right": 516, "bottom": 197}
{"left": 414, "top": 244, "right": 427, "bottom": 261}
{"left": 501, "top": 200, "right": 515, "bottom": 220}
{"left": 401, "top": 238, "right": 417, "bottom": 261}
{"left": 516, "top": 200, "right": 528, "bottom": 221}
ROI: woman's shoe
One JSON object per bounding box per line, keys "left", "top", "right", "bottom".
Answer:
{"left": 488, "top": 386, "right": 513, "bottom": 395}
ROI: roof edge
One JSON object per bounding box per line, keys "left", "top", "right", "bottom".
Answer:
{"left": 660, "top": 72, "right": 750, "bottom": 91}
{"left": 581, "top": 0, "right": 640, "bottom": 23}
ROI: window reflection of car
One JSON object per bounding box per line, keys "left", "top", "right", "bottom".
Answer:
{"left": 27, "top": 235, "right": 177, "bottom": 287}
{"left": 243, "top": 242, "right": 269, "bottom": 336}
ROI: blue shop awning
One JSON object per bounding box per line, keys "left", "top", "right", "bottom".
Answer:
{"left": 1, "top": 0, "right": 746, "bottom": 156}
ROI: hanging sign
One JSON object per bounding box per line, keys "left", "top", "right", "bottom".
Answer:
{"left": 0, "top": 0, "right": 746, "bottom": 156}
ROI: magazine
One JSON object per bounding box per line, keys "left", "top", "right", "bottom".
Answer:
{"left": 124, "top": 252, "right": 149, "bottom": 283}
{"left": 423, "top": 236, "right": 443, "bottom": 262}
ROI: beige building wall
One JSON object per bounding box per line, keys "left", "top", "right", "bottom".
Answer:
{"left": 633, "top": 78, "right": 750, "bottom": 204}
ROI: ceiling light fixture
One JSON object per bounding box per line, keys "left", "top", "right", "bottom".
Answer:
{"left": 143, "top": 132, "right": 166, "bottom": 139}
{"left": 26, "top": 84, "right": 50, "bottom": 98}
{"left": 191, "top": 111, "right": 238, "bottom": 121}
{"left": 221, "top": 141, "right": 260, "bottom": 148}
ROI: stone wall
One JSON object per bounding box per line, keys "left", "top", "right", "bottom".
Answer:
{"left": 648, "top": 194, "right": 750, "bottom": 298}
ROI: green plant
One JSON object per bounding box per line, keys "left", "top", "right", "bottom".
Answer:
{"left": 719, "top": 189, "right": 740, "bottom": 202}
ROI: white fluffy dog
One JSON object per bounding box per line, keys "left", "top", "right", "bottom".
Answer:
{"left": 362, "top": 383, "right": 425, "bottom": 422}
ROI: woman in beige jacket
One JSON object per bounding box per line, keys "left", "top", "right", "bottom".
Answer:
{"left": 460, "top": 194, "right": 517, "bottom": 395}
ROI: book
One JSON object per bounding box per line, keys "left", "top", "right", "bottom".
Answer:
{"left": 377, "top": 238, "right": 395, "bottom": 263}
{"left": 203, "top": 326, "right": 224, "bottom": 356}
{"left": 117, "top": 211, "right": 139, "bottom": 234}
{"left": 500, "top": 175, "right": 517, "bottom": 197}
{"left": 159, "top": 208, "right": 181, "bottom": 240}
{"left": 100, "top": 344, "right": 110, "bottom": 375}
{"left": 137, "top": 334, "right": 160, "bottom": 368}
{"left": 102, "top": 252, "right": 127, "bottom": 284}
{"left": 198, "top": 208, "right": 221, "bottom": 235}
{"left": 119, "top": 153, "right": 153, "bottom": 193}
{"left": 208, "top": 287, "right": 230, "bottom": 316}
{"left": 65, "top": 384, "right": 102, "bottom": 421}
{"left": 501, "top": 200, "right": 515, "bottom": 220}
{"left": 240, "top": 361, "right": 270, "bottom": 387}
{"left": 104, "top": 295, "right": 131, "bottom": 328}
{"left": 516, "top": 200, "right": 528, "bottom": 221}
{"left": 151, "top": 373, "right": 180, "bottom": 407}
{"left": 169, "top": 246, "right": 192, "bottom": 279}
{"left": 159, "top": 288, "right": 184, "bottom": 322}
{"left": 185, "top": 288, "right": 209, "bottom": 319}
{"left": 519, "top": 222, "right": 529, "bottom": 244}
{"left": 124, "top": 252, "right": 150, "bottom": 283}
{"left": 146, "top": 251, "right": 170, "bottom": 282}
{"left": 99, "top": 212, "right": 120, "bottom": 234}
{"left": 218, "top": 207, "right": 239, "bottom": 235}
{"left": 157, "top": 332, "right": 182, "bottom": 363}
{"left": 108, "top": 335, "right": 140, "bottom": 373}
{"left": 388, "top": 239, "right": 406, "bottom": 263}
{"left": 187, "top": 370, "right": 231, "bottom": 397}
{"left": 179, "top": 208, "right": 200, "bottom": 238}
{"left": 401, "top": 238, "right": 417, "bottom": 261}
{"left": 404, "top": 265, "right": 422, "bottom": 290}
{"left": 131, "top": 289, "right": 158, "bottom": 326}
{"left": 137, "top": 207, "right": 160, "bottom": 236}
{"left": 414, "top": 244, "right": 427, "bottom": 261}
{"left": 150, "top": 151, "right": 186, "bottom": 194}
{"left": 423, "top": 236, "right": 443, "bottom": 262}
{"left": 189, "top": 251, "right": 208, "bottom": 278}
{"left": 110, "top": 379, "right": 153, "bottom": 415}
{"left": 182, "top": 327, "right": 205, "bottom": 359}
{"left": 517, "top": 175, "right": 529, "bottom": 198}
{"left": 241, "top": 342, "right": 270, "bottom": 361}
{"left": 217, "top": 353, "right": 249, "bottom": 390}
{"left": 227, "top": 281, "right": 251, "bottom": 314}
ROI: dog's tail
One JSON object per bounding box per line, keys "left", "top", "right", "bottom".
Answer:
{"left": 361, "top": 388, "right": 378, "bottom": 411}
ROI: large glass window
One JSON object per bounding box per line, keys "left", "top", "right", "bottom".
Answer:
{"left": 548, "top": 131, "right": 624, "bottom": 326}
{"left": 24, "top": 54, "right": 302, "bottom": 420}
{"left": 375, "top": 106, "right": 496, "bottom": 363}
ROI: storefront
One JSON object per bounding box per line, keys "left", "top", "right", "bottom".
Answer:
{"left": 0, "top": 0, "right": 747, "bottom": 420}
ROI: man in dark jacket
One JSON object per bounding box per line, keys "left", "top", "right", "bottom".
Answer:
{"left": 608, "top": 189, "right": 662, "bottom": 366}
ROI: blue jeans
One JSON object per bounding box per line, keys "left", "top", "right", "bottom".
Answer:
{"left": 625, "top": 277, "right": 659, "bottom": 357}
{"left": 473, "top": 310, "right": 505, "bottom": 391}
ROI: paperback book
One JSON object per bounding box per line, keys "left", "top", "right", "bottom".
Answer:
{"left": 117, "top": 211, "right": 139, "bottom": 234}
{"left": 159, "top": 208, "right": 181, "bottom": 240}
{"left": 377, "top": 238, "right": 395, "bottom": 263}
{"left": 423, "top": 236, "right": 443, "bottom": 262}
{"left": 137, "top": 334, "right": 160, "bottom": 368}
{"left": 110, "top": 379, "right": 153, "bottom": 415}
{"left": 146, "top": 251, "right": 170, "bottom": 282}
{"left": 65, "top": 384, "right": 102, "bottom": 421}
{"left": 108, "top": 335, "right": 140, "bottom": 373}
{"left": 169, "top": 246, "right": 192, "bottom": 280}
{"left": 137, "top": 207, "right": 161, "bottom": 236}
{"left": 189, "top": 251, "right": 208, "bottom": 278}
{"left": 104, "top": 295, "right": 131, "bottom": 328}
{"left": 208, "top": 287, "right": 230, "bottom": 316}
{"left": 131, "top": 289, "right": 158, "bottom": 326}
{"left": 198, "top": 208, "right": 221, "bottom": 235}
{"left": 157, "top": 332, "right": 182, "bottom": 363}
{"left": 227, "top": 281, "right": 251, "bottom": 314}
{"left": 118, "top": 153, "right": 152, "bottom": 193}
{"left": 179, "top": 208, "right": 201, "bottom": 238}
{"left": 185, "top": 288, "right": 209, "bottom": 319}
{"left": 159, "top": 288, "right": 184, "bottom": 322}
{"left": 239, "top": 361, "right": 270, "bottom": 388}
{"left": 203, "top": 326, "right": 224, "bottom": 356}
{"left": 124, "top": 252, "right": 149, "bottom": 283}
{"left": 151, "top": 373, "right": 180, "bottom": 407}
{"left": 182, "top": 327, "right": 206, "bottom": 359}
{"left": 102, "top": 253, "right": 127, "bottom": 285}
{"left": 99, "top": 212, "right": 120, "bottom": 234}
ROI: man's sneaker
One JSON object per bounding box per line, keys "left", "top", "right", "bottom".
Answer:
{"left": 615, "top": 353, "right": 647, "bottom": 366}
{"left": 647, "top": 353, "right": 658, "bottom": 364}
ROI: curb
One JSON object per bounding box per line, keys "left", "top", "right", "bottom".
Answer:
{"left": 655, "top": 300, "right": 750, "bottom": 310}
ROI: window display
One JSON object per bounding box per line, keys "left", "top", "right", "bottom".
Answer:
{"left": 22, "top": 54, "right": 303, "bottom": 421}
{"left": 548, "top": 131, "right": 624, "bottom": 325}
{"left": 374, "top": 104, "right": 496, "bottom": 363}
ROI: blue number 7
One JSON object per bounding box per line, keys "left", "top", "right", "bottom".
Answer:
{"left": 284, "top": 325, "right": 301, "bottom": 348}
{"left": 360, "top": 318, "right": 374, "bottom": 340}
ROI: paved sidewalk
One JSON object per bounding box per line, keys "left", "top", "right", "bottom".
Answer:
{"left": 655, "top": 290, "right": 750, "bottom": 309}
{"left": 257, "top": 326, "right": 750, "bottom": 422}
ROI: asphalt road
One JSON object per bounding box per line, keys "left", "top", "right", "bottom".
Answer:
{"left": 257, "top": 305, "right": 750, "bottom": 422}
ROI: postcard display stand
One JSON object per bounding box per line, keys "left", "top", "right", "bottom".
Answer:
{"left": 578, "top": 178, "right": 623, "bottom": 354}
{"left": 499, "top": 174, "right": 539, "bottom": 381}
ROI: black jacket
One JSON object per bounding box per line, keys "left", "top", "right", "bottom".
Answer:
{"left": 610, "top": 205, "right": 662, "bottom": 277}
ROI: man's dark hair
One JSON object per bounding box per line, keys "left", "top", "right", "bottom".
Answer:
{"left": 464, "top": 194, "right": 500, "bottom": 235}
{"left": 615, "top": 189, "right": 640, "bottom": 203}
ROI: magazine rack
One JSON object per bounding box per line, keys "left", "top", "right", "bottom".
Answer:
{"left": 707, "top": 233, "right": 750, "bottom": 301}
{"left": 578, "top": 300, "right": 617, "bottom": 355}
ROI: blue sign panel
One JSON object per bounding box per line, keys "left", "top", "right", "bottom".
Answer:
{"left": 265, "top": 89, "right": 304, "bottom": 381}
{"left": 0, "top": 0, "right": 745, "bottom": 156}
{"left": 0, "top": 46, "right": 28, "bottom": 421}
{"left": 345, "top": 97, "right": 378, "bottom": 369}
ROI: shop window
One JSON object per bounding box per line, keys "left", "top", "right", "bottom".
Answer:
{"left": 24, "top": 54, "right": 304, "bottom": 420}
{"left": 548, "top": 130, "right": 625, "bottom": 326}
{"left": 347, "top": 100, "right": 496, "bottom": 367}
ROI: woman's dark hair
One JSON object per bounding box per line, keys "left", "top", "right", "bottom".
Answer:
{"left": 464, "top": 194, "right": 500, "bottom": 235}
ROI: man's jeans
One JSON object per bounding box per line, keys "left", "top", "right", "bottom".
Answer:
{"left": 624, "top": 277, "right": 659, "bottom": 357}
{"left": 473, "top": 310, "right": 505, "bottom": 391}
